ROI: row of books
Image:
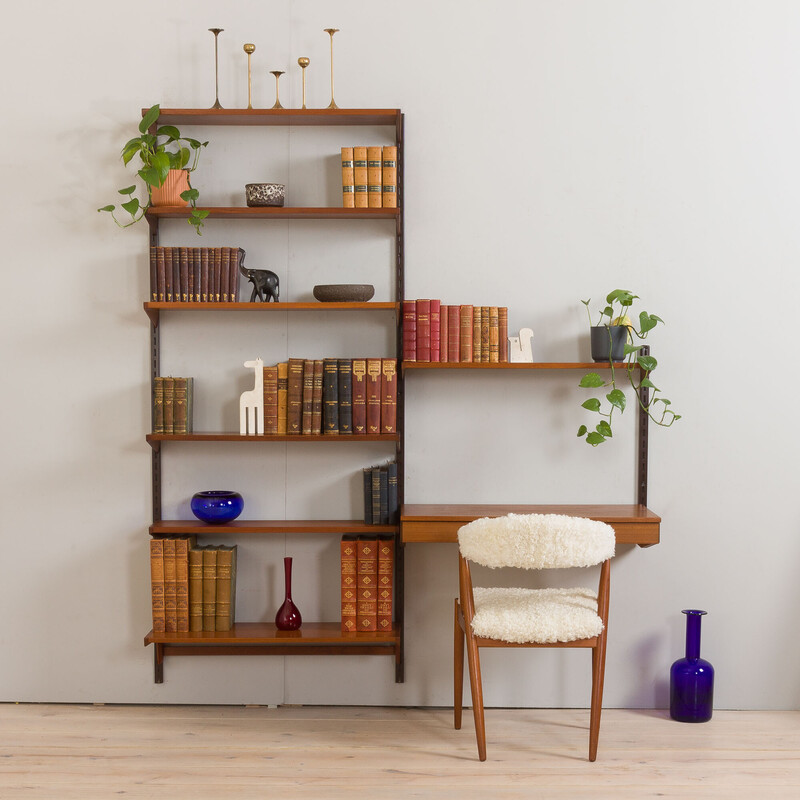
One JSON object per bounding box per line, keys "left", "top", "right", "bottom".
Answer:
{"left": 341, "top": 146, "right": 398, "bottom": 209}
{"left": 153, "top": 377, "right": 194, "bottom": 434}
{"left": 261, "top": 358, "right": 397, "bottom": 436}
{"left": 149, "top": 246, "right": 243, "bottom": 303}
{"left": 403, "top": 300, "right": 510, "bottom": 363}
{"left": 340, "top": 535, "right": 395, "bottom": 633}
{"left": 362, "top": 462, "right": 399, "bottom": 525}
{"left": 149, "top": 538, "right": 237, "bottom": 633}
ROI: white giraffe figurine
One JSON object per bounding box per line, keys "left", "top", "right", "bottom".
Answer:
{"left": 508, "top": 328, "right": 534, "bottom": 363}
{"left": 239, "top": 358, "right": 264, "bottom": 435}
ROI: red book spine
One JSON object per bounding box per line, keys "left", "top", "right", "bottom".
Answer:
{"left": 439, "top": 304, "right": 449, "bottom": 363}
{"left": 499, "top": 307, "right": 509, "bottom": 362}
{"left": 377, "top": 536, "right": 394, "bottom": 633}
{"left": 429, "top": 300, "right": 441, "bottom": 363}
{"left": 357, "top": 537, "right": 378, "bottom": 632}
{"left": 460, "top": 305, "right": 473, "bottom": 362}
{"left": 341, "top": 536, "right": 358, "bottom": 633}
{"left": 416, "top": 299, "right": 431, "bottom": 362}
{"left": 351, "top": 359, "right": 367, "bottom": 434}
{"left": 380, "top": 358, "right": 397, "bottom": 434}
{"left": 366, "top": 359, "right": 382, "bottom": 434}
{"left": 447, "top": 305, "right": 460, "bottom": 363}
{"left": 402, "top": 300, "right": 416, "bottom": 362}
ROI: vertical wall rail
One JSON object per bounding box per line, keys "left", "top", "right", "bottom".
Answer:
{"left": 149, "top": 217, "right": 162, "bottom": 523}
{"left": 637, "top": 344, "right": 650, "bottom": 507}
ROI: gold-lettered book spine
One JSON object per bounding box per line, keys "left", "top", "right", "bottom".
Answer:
{"left": 367, "top": 146, "right": 383, "bottom": 208}
{"left": 188, "top": 546, "right": 203, "bottom": 632}
{"left": 353, "top": 146, "right": 368, "bottom": 208}
{"left": 382, "top": 146, "right": 397, "bottom": 208}
{"left": 341, "top": 146, "right": 355, "bottom": 208}
{"left": 149, "top": 539, "right": 166, "bottom": 633}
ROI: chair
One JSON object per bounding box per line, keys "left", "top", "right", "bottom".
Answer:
{"left": 453, "top": 513, "right": 615, "bottom": 761}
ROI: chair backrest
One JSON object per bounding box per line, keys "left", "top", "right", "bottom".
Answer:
{"left": 457, "top": 513, "right": 615, "bottom": 570}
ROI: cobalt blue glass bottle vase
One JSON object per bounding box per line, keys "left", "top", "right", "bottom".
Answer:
{"left": 670, "top": 609, "right": 714, "bottom": 722}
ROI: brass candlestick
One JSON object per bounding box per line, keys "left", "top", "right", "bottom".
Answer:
{"left": 208, "top": 28, "right": 224, "bottom": 109}
{"left": 270, "top": 70, "right": 285, "bottom": 109}
{"left": 243, "top": 43, "right": 256, "bottom": 109}
{"left": 297, "top": 57, "right": 310, "bottom": 109}
{"left": 324, "top": 28, "right": 340, "bottom": 109}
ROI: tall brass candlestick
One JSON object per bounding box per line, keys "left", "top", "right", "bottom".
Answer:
{"left": 243, "top": 43, "right": 256, "bottom": 109}
{"left": 298, "top": 57, "right": 310, "bottom": 109}
{"left": 270, "top": 70, "right": 285, "bottom": 109}
{"left": 209, "top": 28, "right": 224, "bottom": 109}
{"left": 324, "top": 28, "right": 339, "bottom": 109}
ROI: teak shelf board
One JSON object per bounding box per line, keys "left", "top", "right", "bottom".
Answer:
{"left": 152, "top": 108, "right": 402, "bottom": 127}
{"left": 146, "top": 206, "right": 399, "bottom": 221}
{"left": 145, "top": 622, "right": 400, "bottom": 646}
{"left": 403, "top": 361, "right": 628, "bottom": 372}
{"left": 400, "top": 503, "right": 660, "bottom": 547}
{"left": 146, "top": 432, "right": 399, "bottom": 445}
{"left": 150, "top": 519, "right": 399, "bottom": 535}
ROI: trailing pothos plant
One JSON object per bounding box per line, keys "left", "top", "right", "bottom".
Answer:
{"left": 98, "top": 104, "right": 209, "bottom": 234}
{"left": 578, "top": 289, "right": 681, "bottom": 446}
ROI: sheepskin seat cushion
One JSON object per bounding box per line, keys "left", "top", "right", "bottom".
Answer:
{"left": 458, "top": 513, "right": 615, "bottom": 569}
{"left": 470, "top": 587, "right": 603, "bottom": 643}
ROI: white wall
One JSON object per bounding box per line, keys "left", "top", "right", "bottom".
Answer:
{"left": 2, "top": 0, "right": 799, "bottom": 709}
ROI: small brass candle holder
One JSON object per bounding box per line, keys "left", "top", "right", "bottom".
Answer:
{"left": 298, "top": 57, "right": 310, "bottom": 109}
{"left": 270, "top": 70, "right": 285, "bottom": 109}
{"left": 324, "top": 28, "right": 340, "bottom": 109}
{"left": 208, "top": 28, "right": 224, "bottom": 109}
{"left": 243, "top": 43, "right": 256, "bottom": 109}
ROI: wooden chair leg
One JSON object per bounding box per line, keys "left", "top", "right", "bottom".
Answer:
{"left": 589, "top": 632, "right": 608, "bottom": 761}
{"left": 454, "top": 599, "right": 465, "bottom": 730}
{"left": 464, "top": 626, "right": 487, "bottom": 761}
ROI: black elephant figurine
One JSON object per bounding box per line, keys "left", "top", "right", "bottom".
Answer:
{"left": 238, "top": 248, "right": 280, "bottom": 302}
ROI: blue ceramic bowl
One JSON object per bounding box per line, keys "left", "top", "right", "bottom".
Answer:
{"left": 190, "top": 490, "right": 244, "bottom": 524}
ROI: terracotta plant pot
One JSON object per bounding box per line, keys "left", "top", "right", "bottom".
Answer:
{"left": 150, "top": 169, "right": 190, "bottom": 207}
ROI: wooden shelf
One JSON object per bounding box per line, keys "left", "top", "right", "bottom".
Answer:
{"left": 152, "top": 108, "right": 402, "bottom": 127}
{"left": 150, "top": 520, "right": 398, "bottom": 536}
{"left": 146, "top": 206, "right": 399, "bottom": 221}
{"left": 147, "top": 432, "right": 399, "bottom": 446}
{"left": 401, "top": 504, "right": 660, "bottom": 547}
{"left": 403, "top": 361, "right": 628, "bottom": 372}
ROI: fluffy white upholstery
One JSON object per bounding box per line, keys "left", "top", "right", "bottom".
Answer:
{"left": 470, "top": 587, "right": 603, "bottom": 643}
{"left": 457, "top": 513, "right": 615, "bottom": 569}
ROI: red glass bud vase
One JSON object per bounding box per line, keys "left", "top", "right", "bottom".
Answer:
{"left": 275, "top": 557, "right": 302, "bottom": 631}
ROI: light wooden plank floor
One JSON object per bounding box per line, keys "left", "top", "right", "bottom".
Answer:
{"left": 1, "top": 704, "right": 799, "bottom": 799}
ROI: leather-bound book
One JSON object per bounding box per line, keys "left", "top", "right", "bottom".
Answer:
{"left": 192, "top": 248, "right": 201, "bottom": 302}
{"left": 481, "top": 306, "right": 491, "bottom": 363}
{"left": 341, "top": 147, "right": 355, "bottom": 208}
{"left": 402, "top": 300, "right": 416, "bottom": 362}
{"left": 277, "top": 361, "right": 289, "bottom": 434}
{"left": 163, "top": 538, "right": 177, "bottom": 633}
{"left": 371, "top": 468, "right": 381, "bottom": 525}
{"left": 179, "top": 247, "right": 189, "bottom": 302}
{"left": 150, "top": 246, "right": 158, "bottom": 301}
{"left": 377, "top": 536, "right": 394, "bottom": 632}
{"left": 379, "top": 467, "right": 389, "bottom": 524}
{"left": 353, "top": 146, "right": 368, "bottom": 208}
{"left": 188, "top": 546, "right": 203, "bottom": 632}
{"left": 382, "top": 146, "right": 397, "bottom": 208}
{"left": 366, "top": 359, "right": 382, "bottom": 434}
{"left": 338, "top": 359, "right": 353, "bottom": 434}
{"left": 162, "top": 377, "right": 175, "bottom": 434}
{"left": 175, "top": 537, "right": 191, "bottom": 632}
{"left": 415, "top": 299, "right": 430, "bottom": 362}
{"left": 156, "top": 246, "right": 166, "bottom": 301}
{"left": 152, "top": 377, "right": 165, "bottom": 434}
{"left": 311, "top": 359, "right": 323, "bottom": 435}
{"left": 149, "top": 539, "right": 166, "bottom": 632}
{"left": 439, "top": 304, "right": 449, "bottom": 363}
{"left": 302, "top": 359, "right": 314, "bottom": 435}
{"left": 387, "top": 461, "right": 398, "bottom": 524}
{"left": 164, "top": 248, "right": 174, "bottom": 302}
{"left": 173, "top": 377, "right": 193, "bottom": 434}
{"left": 472, "top": 306, "right": 482, "bottom": 362}
{"left": 322, "top": 358, "right": 339, "bottom": 434}
{"left": 430, "top": 300, "right": 441, "bottom": 362}
{"left": 351, "top": 359, "right": 367, "bottom": 434}
{"left": 380, "top": 359, "right": 398, "bottom": 434}
{"left": 215, "top": 545, "right": 238, "bottom": 631}
{"left": 287, "top": 358, "right": 305, "bottom": 434}
{"left": 367, "top": 146, "right": 383, "bottom": 208}
{"left": 489, "top": 307, "right": 500, "bottom": 363}
{"left": 356, "top": 537, "right": 379, "bottom": 632}
{"left": 362, "top": 467, "right": 373, "bottom": 524}
{"left": 202, "top": 546, "right": 218, "bottom": 632}
{"left": 499, "top": 307, "right": 509, "bottom": 362}
{"left": 200, "top": 248, "right": 210, "bottom": 302}
{"left": 447, "top": 305, "right": 460, "bottom": 363}
{"left": 460, "top": 305, "right": 473, "bottom": 362}
{"left": 220, "top": 246, "right": 231, "bottom": 302}
{"left": 263, "top": 365, "right": 279, "bottom": 435}
{"left": 230, "top": 248, "right": 241, "bottom": 302}
{"left": 340, "top": 535, "right": 358, "bottom": 632}
{"left": 213, "top": 248, "right": 222, "bottom": 302}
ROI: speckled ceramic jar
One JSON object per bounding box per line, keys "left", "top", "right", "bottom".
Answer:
{"left": 245, "top": 183, "right": 285, "bottom": 207}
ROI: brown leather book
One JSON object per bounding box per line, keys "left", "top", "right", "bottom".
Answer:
{"left": 188, "top": 546, "right": 203, "bottom": 632}
{"left": 366, "top": 359, "right": 382, "bottom": 434}
{"left": 175, "top": 537, "right": 191, "bottom": 632}
{"left": 202, "top": 546, "right": 218, "bottom": 632}
{"left": 149, "top": 246, "right": 158, "bottom": 301}
{"left": 172, "top": 248, "right": 180, "bottom": 302}
{"left": 277, "top": 361, "right": 288, "bottom": 434}
{"left": 351, "top": 359, "right": 367, "bottom": 433}
{"left": 220, "top": 246, "right": 231, "bottom": 302}
{"left": 367, "top": 146, "right": 383, "bottom": 208}
{"left": 287, "top": 358, "right": 304, "bottom": 434}
{"left": 172, "top": 377, "right": 193, "bottom": 434}
{"left": 192, "top": 247, "right": 201, "bottom": 302}
{"left": 439, "top": 304, "right": 449, "bottom": 363}
{"left": 162, "top": 377, "right": 175, "bottom": 435}
{"left": 371, "top": 468, "right": 381, "bottom": 525}
{"left": 164, "top": 248, "right": 174, "bottom": 302}
{"left": 179, "top": 247, "right": 189, "bottom": 302}
{"left": 200, "top": 248, "right": 210, "bottom": 302}
{"left": 416, "top": 299, "right": 430, "bottom": 362}
{"left": 340, "top": 535, "right": 358, "bottom": 632}
{"left": 163, "top": 538, "right": 177, "bottom": 633}
{"left": 353, "top": 146, "right": 368, "bottom": 208}
{"left": 499, "top": 307, "right": 509, "bottom": 362}
{"left": 377, "top": 536, "right": 394, "bottom": 632}
{"left": 357, "top": 537, "right": 378, "bottom": 632}
{"left": 481, "top": 306, "right": 490, "bottom": 363}
{"left": 380, "top": 359, "right": 397, "bottom": 434}
{"left": 311, "top": 359, "right": 323, "bottom": 435}
{"left": 152, "top": 377, "right": 165, "bottom": 434}
{"left": 149, "top": 539, "right": 166, "bottom": 632}
{"left": 382, "top": 146, "right": 397, "bottom": 208}
{"left": 341, "top": 147, "right": 355, "bottom": 208}
{"left": 338, "top": 359, "right": 353, "bottom": 434}
{"left": 215, "top": 545, "right": 238, "bottom": 631}
{"left": 156, "top": 246, "right": 166, "bottom": 301}
{"left": 322, "top": 358, "right": 339, "bottom": 435}
{"left": 447, "top": 305, "right": 460, "bottom": 363}
{"left": 489, "top": 307, "right": 500, "bottom": 363}
{"left": 430, "top": 300, "right": 441, "bottom": 362}
{"left": 402, "top": 300, "right": 416, "bottom": 362}
{"left": 472, "top": 306, "right": 482, "bottom": 362}
{"left": 213, "top": 248, "right": 222, "bottom": 302}
{"left": 229, "top": 248, "right": 240, "bottom": 302}
{"left": 263, "top": 365, "right": 279, "bottom": 435}
{"left": 460, "top": 305, "right": 473, "bottom": 362}
{"left": 302, "top": 359, "right": 314, "bottom": 435}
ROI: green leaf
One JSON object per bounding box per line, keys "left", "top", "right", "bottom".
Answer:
{"left": 596, "top": 420, "right": 612, "bottom": 437}
{"left": 121, "top": 197, "right": 140, "bottom": 216}
{"left": 601, "top": 305, "right": 613, "bottom": 319}
{"left": 607, "top": 389, "right": 626, "bottom": 411}
{"left": 177, "top": 147, "right": 191, "bottom": 169}
{"left": 673, "top": 414, "right": 682, "bottom": 421}
{"left": 156, "top": 125, "right": 180, "bottom": 141}
{"left": 579, "top": 373, "right": 605, "bottom": 388}
{"left": 138, "top": 166, "right": 161, "bottom": 187}
{"left": 577, "top": 425, "right": 587, "bottom": 437}
{"left": 181, "top": 188, "right": 199, "bottom": 202}
{"left": 586, "top": 432, "right": 606, "bottom": 446}
{"left": 623, "top": 344, "right": 642, "bottom": 355}
{"left": 640, "top": 377, "right": 659, "bottom": 390}
{"left": 118, "top": 185, "right": 137, "bottom": 195}
{"left": 191, "top": 208, "right": 210, "bottom": 219}
{"left": 139, "top": 104, "right": 161, "bottom": 134}
{"left": 151, "top": 151, "right": 171, "bottom": 183}
{"left": 640, "top": 311, "right": 658, "bottom": 334}
{"left": 638, "top": 354, "right": 658, "bottom": 371}
{"left": 97, "top": 205, "right": 115, "bottom": 212}
{"left": 581, "top": 398, "right": 602, "bottom": 412}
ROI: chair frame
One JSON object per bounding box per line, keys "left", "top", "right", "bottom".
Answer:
{"left": 454, "top": 553, "right": 611, "bottom": 761}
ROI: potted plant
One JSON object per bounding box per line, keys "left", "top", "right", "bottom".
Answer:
{"left": 577, "top": 289, "right": 681, "bottom": 446}
{"left": 98, "top": 104, "right": 209, "bottom": 234}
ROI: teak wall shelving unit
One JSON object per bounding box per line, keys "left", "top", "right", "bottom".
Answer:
{"left": 142, "top": 108, "right": 406, "bottom": 683}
